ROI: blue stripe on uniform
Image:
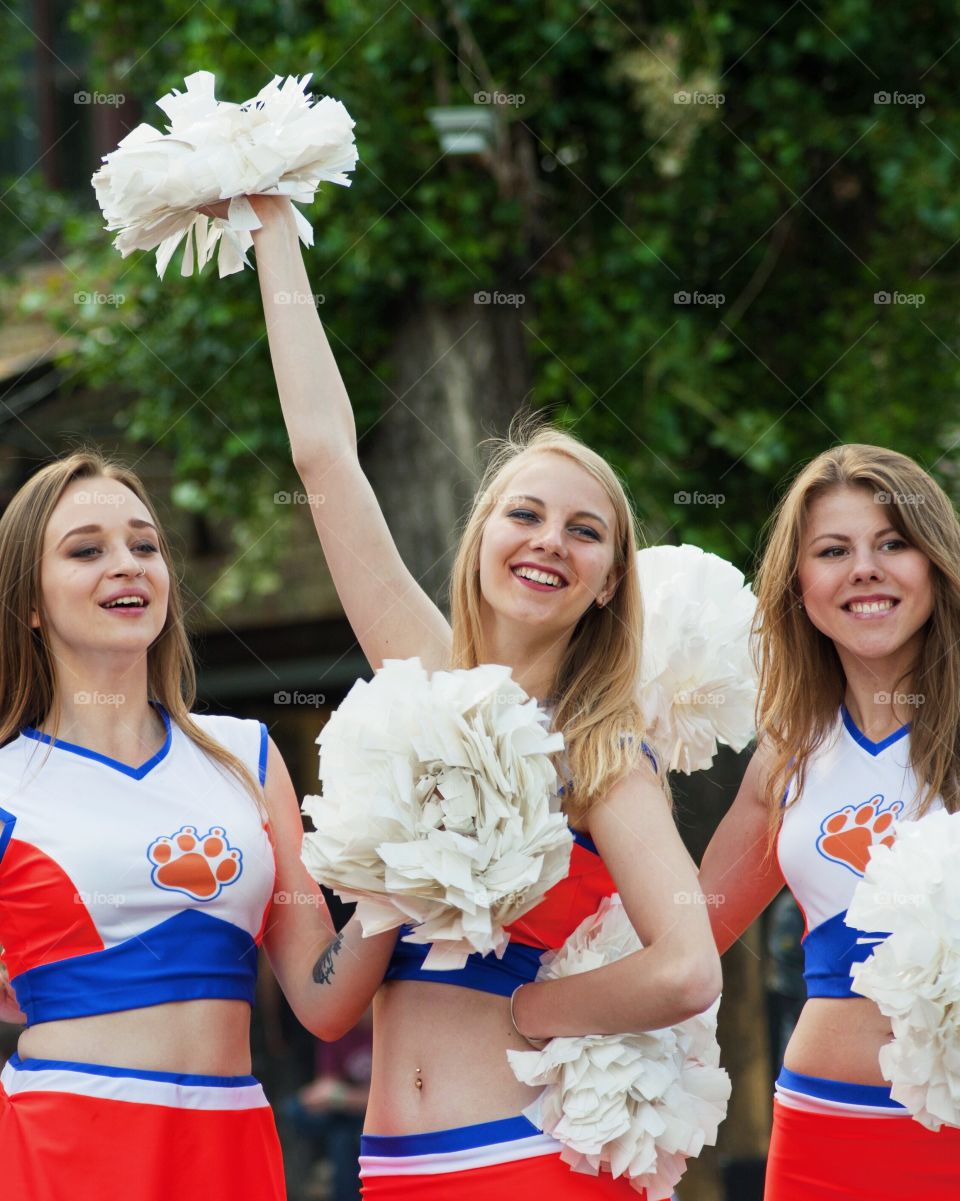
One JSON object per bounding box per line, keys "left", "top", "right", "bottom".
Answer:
{"left": 0, "top": 803, "right": 16, "bottom": 868}
{"left": 384, "top": 933, "right": 543, "bottom": 995}
{"left": 12, "top": 909, "right": 258, "bottom": 1025}
{"left": 778, "top": 1066, "right": 905, "bottom": 1109}
{"left": 361, "top": 1115, "right": 542, "bottom": 1157}
{"left": 257, "top": 722, "right": 269, "bottom": 786}
{"left": 6, "top": 1052, "right": 258, "bottom": 1089}
{"left": 21, "top": 704, "right": 173, "bottom": 780}
{"left": 570, "top": 828, "right": 598, "bottom": 855}
{"left": 802, "top": 910, "right": 888, "bottom": 998}
{"left": 840, "top": 706, "right": 910, "bottom": 756}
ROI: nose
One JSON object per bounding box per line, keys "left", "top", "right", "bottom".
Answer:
{"left": 529, "top": 520, "right": 567, "bottom": 558}
{"left": 848, "top": 545, "right": 883, "bottom": 582}
{"left": 107, "top": 543, "right": 143, "bottom": 577}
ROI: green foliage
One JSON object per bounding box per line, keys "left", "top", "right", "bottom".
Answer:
{"left": 7, "top": 0, "right": 960, "bottom": 584}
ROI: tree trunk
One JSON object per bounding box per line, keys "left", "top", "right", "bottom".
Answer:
{"left": 362, "top": 300, "right": 531, "bottom": 607}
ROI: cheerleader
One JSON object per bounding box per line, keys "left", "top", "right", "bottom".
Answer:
{"left": 0, "top": 451, "right": 386, "bottom": 1200}
{"left": 700, "top": 444, "right": 960, "bottom": 1200}
{"left": 247, "top": 194, "right": 722, "bottom": 1198}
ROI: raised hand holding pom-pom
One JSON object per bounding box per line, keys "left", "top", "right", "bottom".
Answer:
{"left": 92, "top": 71, "right": 357, "bottom": 279}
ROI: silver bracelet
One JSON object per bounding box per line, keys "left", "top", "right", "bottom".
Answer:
{"left": 509, "top": 984, "right": 549, "bottom": 1050}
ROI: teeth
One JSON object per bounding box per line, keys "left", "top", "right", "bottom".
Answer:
{"left": 514, "top": 566, "right": 563, "bottom": 587}
{"left": 103, "top": 597, "right": 145, "bottom": 608}
{"left": 848, "top": 600, "right": 895, "bottom": 614}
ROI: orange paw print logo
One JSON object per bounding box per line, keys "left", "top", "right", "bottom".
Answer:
{"left": 147, "top": 826, "right": 243, "bottom": 900}
{"left": 816, "top": 796, "right": 903, "bottom": 877}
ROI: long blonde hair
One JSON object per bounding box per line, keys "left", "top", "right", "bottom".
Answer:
{"left": 0, "top": 450, "right": 260, "bottom": 801}
{"left": 450, "top": 420, "right": 656, "bottom": 818}
{"left": 755, "top": 443, "right": 960, "bottom": 820}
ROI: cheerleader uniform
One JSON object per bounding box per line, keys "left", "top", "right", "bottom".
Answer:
{"left": 361, "top": 827, "right": 642, "bottom": 1199}
{"left": 0, "top": 707, "right": 285, "bottom": 1201}
{"left": 767, "top": 706, "right": 960, "bottom": 1200}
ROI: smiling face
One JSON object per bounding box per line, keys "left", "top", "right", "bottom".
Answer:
{"left": 477, "top": 452, "right": 620, "bottom": 638}
{"left": 797, "top": 485, "right": 934, "bottom": 668}
{"left": 34, "top": 477, "right": 170, "bottom": 675}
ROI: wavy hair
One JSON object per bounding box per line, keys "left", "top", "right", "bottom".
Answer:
{"left": 449, "top": 418, "right": 661, "bottom": 819}
{"left": 0, "top": 450, "right": 260, "bottom": 803}
{"left": 755, "top": 443, "right": 960, "bottom": 822}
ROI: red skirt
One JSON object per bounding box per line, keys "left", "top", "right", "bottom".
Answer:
{"left": 0, "top": 1053, "right": 285, "bottom": 1201}
{"left": 359, "top": 1115, "right": 644, "bottom": 1198}
{"left": 766, "top": 1098, "right": 960, "bottom": 1201}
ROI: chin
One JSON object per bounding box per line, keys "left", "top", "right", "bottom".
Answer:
{"left": 837, "top": 634, "right": 907, "bottom": 661}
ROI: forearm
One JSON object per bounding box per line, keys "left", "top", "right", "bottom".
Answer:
{"left": 513, "top": 943, "right": 721, "bottom": 1041}
{"left": 281, "top": 917, "right": 398, "bottom": 1042}
{"left": 251, "top": 200, "right": 358, "bottom": 469}
{"left": 699, "top": 822, "right": 783, "bottom": 955}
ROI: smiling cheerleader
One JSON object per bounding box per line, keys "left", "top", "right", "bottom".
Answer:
{"left": 247, "top": 194, "right": 722, "bottom": 1198}
{"left": 0, "top": 453, "right": 367, "bottom": 1201}
{"left": 700, "top": 445, "right": 960, "bottom": 1201}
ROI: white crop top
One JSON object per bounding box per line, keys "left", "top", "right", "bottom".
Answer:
{"left": 0, "top": 708, "right": 275, "bottom": 1025}
{"left": 777, "top": 706, "right": 940, "bottom": 998}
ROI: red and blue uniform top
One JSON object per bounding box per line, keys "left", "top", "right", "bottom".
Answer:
{"left": 384, "top": 827, "right": 618, "bottom": 994}
{"left": 0, "top": 709, "right": 275, "bottom": 1026}
{"left": 778, "top": 706, "right": 941, "bottom": 999}
{"left": 380, "top": 742, "right": 664, "bottom": 996}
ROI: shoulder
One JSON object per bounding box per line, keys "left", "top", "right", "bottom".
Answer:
{"left": 0, "top": 731, "right": 48, "bottom": 789}
{"left": 184, "top": 713, "right": 269, "bottom": 786}
{"left": 782, "top": 712, "right": 848, "bottom": 805}
{"left": 618, "top": 731, "right": 660, "bottom": 773}
{"left": 581, "top": 755, "right": 665, "bottom": 837}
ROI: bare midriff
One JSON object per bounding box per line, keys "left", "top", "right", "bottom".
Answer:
{"left": 364, "top": 980, "right": 543, "bottom": 1134}
{"left": 17, "top": 998, "right": 252, "bottom": 1076}
{"left": 782, "top": 996, "right": 893, "bottom": 1086}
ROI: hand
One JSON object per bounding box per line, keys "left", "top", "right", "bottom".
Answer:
{"left": 196, "top": 194, "right": 295, "bottom": 226}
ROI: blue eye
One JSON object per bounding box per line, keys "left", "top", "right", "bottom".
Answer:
{"left": 508, "top": 509, "right": 537, "bottom": 521}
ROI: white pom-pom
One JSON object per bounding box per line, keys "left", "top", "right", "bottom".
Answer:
{"left": 507, "top": 894, "right": 730, "bottom": 1198}
{"left": 846, "top": 807, "right": 960, "bottom": 1130}
{"left": 635, "top": 544, "right": 757, "bottom": 773}
{"left": 92, "top": 70, "right": 357, "bottom": 278}
{"left": 301, "top": 658, "right": 572, "bottom": 969}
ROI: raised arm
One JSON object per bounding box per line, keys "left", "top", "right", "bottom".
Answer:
{"left": 250, "top": 197, "right": 452, "bottom": 671}
{"left": 512, "top": 761, "right": 723, "bottom": 1040}
{"left": 260, "top": 739, "right": 397, "bottom": 1041}
{"left": 699, "top": 743, "right": 785, "bottom": 955}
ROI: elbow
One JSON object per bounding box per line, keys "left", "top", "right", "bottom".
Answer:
{"left": 295, "top": 992, "right": 369, "bottom": 1043}
{"left": 291, "top": 438, "right": 356, "bottom": 486}
{"left": 307, "top": 1018, "right": 350, "bottom": 1043}
{"left": 670, "top": 953, "right": 723, "bottom": 1022}
{"left": 290, "top": 441, "right": 328, "bottom": 481}
{"left": 298, "top": 1005, "right": 354, "bottom": 1044}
